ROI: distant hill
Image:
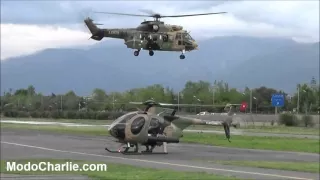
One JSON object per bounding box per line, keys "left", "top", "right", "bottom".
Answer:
{"left": 1, "top": 36, "right": 319, "bottom": 95}
{"left": 220, "top": 41, "right": 320, "bottom": 92}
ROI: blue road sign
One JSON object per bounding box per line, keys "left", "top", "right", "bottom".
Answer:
{"left": 271, "top": 93, "right": 285, "bottom": 107}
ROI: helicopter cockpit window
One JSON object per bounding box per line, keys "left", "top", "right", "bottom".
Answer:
{"left": 183, "top": 33, "right": 194, "bottom": 40}
{"left": 149, "top": 118, "right": 160, "bottom": 128}
{"left": 148, "top": 117, "right": 161, "bottom": 135}
{"left": 176, "top": 33, "right": 182, "bottom": 40}
{"left": 115, "top": 112, "right": 137, "bottom": 124}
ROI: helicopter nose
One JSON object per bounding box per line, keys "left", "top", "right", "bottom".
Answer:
{"left": 109, "top": 124, "right": 125, "bottom": 139}
{"left": 193, "top": 42, "right": 199, "bottom": 49}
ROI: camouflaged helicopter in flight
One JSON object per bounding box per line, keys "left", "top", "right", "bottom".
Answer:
{"left": 105, "top": 100, "right": 244, "bottom": 155}
{"left": 84, "top": 10, "right": 226, "bottom": 59}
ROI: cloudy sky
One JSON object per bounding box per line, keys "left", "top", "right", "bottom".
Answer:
{"left": 1, "top": 0, "right": 319, "bottom": 60}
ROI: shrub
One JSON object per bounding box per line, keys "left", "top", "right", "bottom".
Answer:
{"left": 3, "top": 110, "right": 126, "bottom": 121}
{"left": 40, "top": 111, "right": 50, "bottom": 118}
{"left": 108, "top": 112, "right": 125, "bottom": 120}
{"left": 50, "top": 111, "right": 62, "bottom": 119}
{"left": 17, "top": 111, "right": 29, "bottom": 118}
{"left": 86, "top": 111, "right": 96, "bottom": 119}
{"left": 30, "top": 111, "right": 41, "bottom": 118}
{"left": 270, "top": 119, "right": 275, "bottom": 126}
{"left": 96, "top": 112, "right": 109, "bottom": 120}
{"left": 65, "top": 111, "right": 77, "bottom": 119}
{"left": 278, "top": 113, "right": 299, "bottom": 126}
{"left": 75, "top": 111, "right": 86, "bottom": 119}
{"left": 11, "top": 111, "right": 19, "bottom": 117}
{"left": 4, "top": 110, "right": 13, "bottom": 117}
{"left": 301, "top": 115, "right": 315, "bottom": 127}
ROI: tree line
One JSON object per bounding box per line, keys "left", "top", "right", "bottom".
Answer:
{"left": 1, "top": 78, "right": 319, "bottom": 120}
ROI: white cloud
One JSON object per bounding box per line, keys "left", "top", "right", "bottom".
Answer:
{"left": 161, "top": 1, "right": 319, "bottom": 41}
{"left": 0, "top": 23, "right": 97, "bottom": 60}
{"left": 1, "top": 0, "right": 319, "bottom": 60}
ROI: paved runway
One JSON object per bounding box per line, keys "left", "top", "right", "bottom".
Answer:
{"left": 1, "top": 128, "right": 319, "bottom": 180}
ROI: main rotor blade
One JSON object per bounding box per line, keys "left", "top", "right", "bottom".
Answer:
{"left": 161, "top": 12, "right": 227, "bottom": 18}
{"left": 129, "top": 101, "right": 226, "bottom": 107}
{"left": 129, "top": 101, "right": 242, "bottom": 107}
{"left": 93, "top": 11, "right": 226, "bottom": 18}
{"left": 139, "top": 9, "right": 158, "bottom": 15}
{"left": 158, "top": 103, "right": 226, "bottom": 107}
{"left": 94, "top": 11, "right": 151, "bottom": 17}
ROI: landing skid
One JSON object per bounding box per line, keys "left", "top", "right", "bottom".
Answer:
{"left": 105, "top": 142, "right": 168, "bottom": 155}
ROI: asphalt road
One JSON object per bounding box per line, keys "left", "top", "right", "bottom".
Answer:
{"left": 1, "top": 120, "right": 319, "bottom": 139}
{"left": 1, "top": 128, "right": 319, "bottom": 180}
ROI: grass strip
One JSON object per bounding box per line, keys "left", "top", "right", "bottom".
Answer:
{"left": 1, "top": 117, "right": 112, "bottom": 125}
{"left": 209, "top": 160, "right": 320, "bottom": 173}
{"left": 186, "top": 124, "right": 319, "bottom": 135}
{"left": 183, "top": 132, "right": 319, "bottom": 153}
{"left": 3, "top": 117, "right": 319, "bottom": 135}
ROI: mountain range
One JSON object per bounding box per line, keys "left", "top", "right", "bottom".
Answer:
{"left": 1, "top": 36, "right": 319, "bottom": 96}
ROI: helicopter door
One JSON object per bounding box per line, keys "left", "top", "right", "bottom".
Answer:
{"left": 158, "top": 34, "right": 164, "bottom": 49}
{"left": 176, "top": 33, "right": 183, "bottom": 45}
{"left": 162, "top": 34, "right": 168, "bottom": 42}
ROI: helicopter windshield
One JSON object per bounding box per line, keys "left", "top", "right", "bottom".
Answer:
{"left": 183, "top": 33, "right": 194, "bottom": 41}
{"left": 108, "top": 111, "right": 137, "bottom": 130}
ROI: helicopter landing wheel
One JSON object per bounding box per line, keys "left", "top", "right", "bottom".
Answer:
{"left": 179, "top": 54, "right": 185, "bottom": 59}
{"left": 134, "top": 50, "right": 139, "bottom": 56}
{"left": 149, "top": 50, "right": 154, "bottom": 56}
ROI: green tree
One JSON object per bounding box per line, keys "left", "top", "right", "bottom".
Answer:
{"left": 64, "top": 91, "right": 79, "bottom": 110}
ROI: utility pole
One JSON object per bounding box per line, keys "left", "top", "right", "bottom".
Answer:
{"left": 212, "top": 86, "right": 215, "bottom": 105}
{"left": 112, "top": 95, "right": 115, "bottom": 111}
{"left": 253, "top": 97, "right": 257, "bottom": 114}
{"left": 60, "top": 95, "right": 62, "bottom": 111}
{"left": 41, "top": 96, "right": 43, "bottom": 110}
{"left": 297, "top": 86, "right": 300, "bottom": 114}
{"left": 1, "top": 91, "right": 5, "bottom": 113}
{"left": 177, "top": 92, "right": 180, "bottom": 112}
{"left": 193, "top": 95, "right": 198, "bottom": 113}
{"left": 250, "top": 89, "right": 252, "bottom": 114}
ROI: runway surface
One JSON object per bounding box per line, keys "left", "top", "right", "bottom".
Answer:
{"left": 1, "top": 128, "right": 319, "bottom": 180}
{"left": 2, "top": 120, "right": 319, "bottom": 139}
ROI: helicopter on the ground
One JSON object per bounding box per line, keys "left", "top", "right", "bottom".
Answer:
{"left": 105, "top": 100, "right": 244, "bottom": 155}
{"left": 84, "top": 11, "right": 226, "bottom": 59}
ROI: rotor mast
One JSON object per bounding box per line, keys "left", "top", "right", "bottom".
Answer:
{"left": 153, "top": 14, "right": 161, "bottom": 22}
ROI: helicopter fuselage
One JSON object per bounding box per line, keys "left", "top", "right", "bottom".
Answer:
{"left": 99, "top": 28, "right": 197, "bottom": 52}
{"left": 84, "top": 18, "right": 198, "bottom": 59}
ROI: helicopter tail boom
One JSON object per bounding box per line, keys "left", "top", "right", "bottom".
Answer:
{"left": 84, "top": 17, "right": 104, "bottom": 41}
{"left": 84, "top": 17, "right": 126, "bottom": 40}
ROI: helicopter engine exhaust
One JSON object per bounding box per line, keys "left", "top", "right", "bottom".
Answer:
{"left": 90, "top": 31, "right": 104, "bottom": 41}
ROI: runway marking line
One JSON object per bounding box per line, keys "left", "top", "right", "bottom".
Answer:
{"left": 1, "top": 141, "right": 314, "bottom": 180}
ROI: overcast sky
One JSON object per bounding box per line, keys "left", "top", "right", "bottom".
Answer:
{"left": 1, "top": 0, "right": 319, "bottom": 60}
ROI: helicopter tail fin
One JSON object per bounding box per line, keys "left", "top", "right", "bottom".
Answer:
{"left": 84, "top": 17, "right": 104, "bottom": 41}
